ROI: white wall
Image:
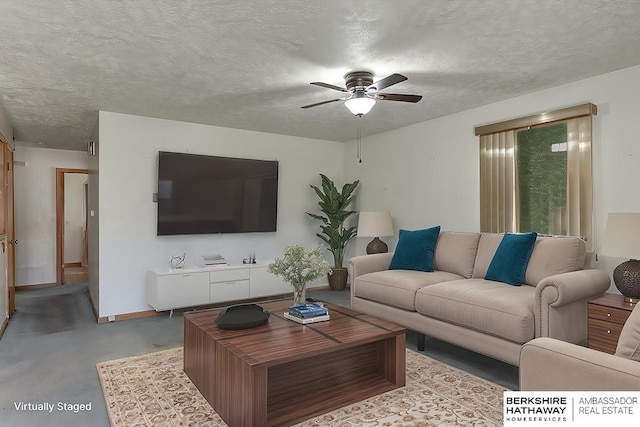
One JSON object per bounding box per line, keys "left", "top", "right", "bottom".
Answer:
{"left": 63, "top": 173, "right": 86, "bottom": 263}
{"left": 344, "top": 64, "right": 640, "bottom": 292}
{"left": 97, "top": 112, "right": 345, "bottom": 317}
{"left": 14, "top": 146, "right": 88, "bottom": 285}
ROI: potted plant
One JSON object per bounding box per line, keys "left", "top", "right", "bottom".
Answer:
{"left": 306, "top": 174, "right": 360, "bottom": 290}
{"left": 268, "top": 245, "right": 332, "bottom": 305}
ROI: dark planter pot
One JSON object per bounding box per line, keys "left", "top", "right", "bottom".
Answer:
{"left": 328, "top": 267, "right": 348, "bottom": 291}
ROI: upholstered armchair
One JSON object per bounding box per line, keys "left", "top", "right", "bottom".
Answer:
{"left": 520, "top": 300, "right": 640, "bottom": 390}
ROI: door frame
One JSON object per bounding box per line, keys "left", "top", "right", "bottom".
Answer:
{"left": 55, "top": 168, "right": 89, "bottom": 285}
{"left": 6, "top": 146, "right": 15, "bottom": 315}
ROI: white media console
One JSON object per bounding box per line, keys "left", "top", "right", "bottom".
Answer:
{"left": 147, "top": 262, "right": 290, "bottom": 313}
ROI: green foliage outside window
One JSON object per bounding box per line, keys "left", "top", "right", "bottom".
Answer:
{"left": 516, "top": 123, "right": 567, "bottom": 235}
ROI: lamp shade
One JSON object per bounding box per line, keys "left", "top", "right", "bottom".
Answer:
{"left": 357, "top": 211, "right": 393, "bottom": 237}
{"left": 603, "top": 213, "right": 640, "bottom": 259}
{"left": 344, "top": 94, "right": 376, "bottom": 116}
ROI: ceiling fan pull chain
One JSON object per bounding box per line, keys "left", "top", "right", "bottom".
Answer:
{"left": 357, "top": 125, "right": 363, "bottom": 164}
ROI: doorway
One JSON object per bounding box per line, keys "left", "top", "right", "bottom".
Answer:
{"left": 55, "top": 168, "right": 89, "bottom": 285}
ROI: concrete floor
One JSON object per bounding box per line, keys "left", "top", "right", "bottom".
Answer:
{"left": 0, "top": 284, "right": 518, "bottom": 427}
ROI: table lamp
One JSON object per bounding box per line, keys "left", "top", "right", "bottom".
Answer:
{"left": 357, "top": 211, "right": 394, "bottom": 254}
{"left": 603, "top": 213, "right": 640, "bottom": 303}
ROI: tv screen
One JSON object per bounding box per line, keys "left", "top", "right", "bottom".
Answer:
{"left": 157, "top": 151, "right": 278, "bottom": 235}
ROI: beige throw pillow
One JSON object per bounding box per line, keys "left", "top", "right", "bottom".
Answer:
{"left": 615, "top": 302, "right": 640, "bottom": 361}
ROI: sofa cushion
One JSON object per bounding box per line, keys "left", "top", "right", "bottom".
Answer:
{"left": 472, "top": 234, "right": 587, "bottom": 286}
{"left": 524, "top": 236, "right": 586, "bottom": 286}
{"left": 415, "top": 279, "right": 536, "bottom": 343}
{"left": 472, "top": 233, "right": 504, "bottom": 278}
{"left": 615, "top": 302, "right": 640, "bottom": 362}
{"left": 389, "top": 226, "right": 441, "bottom": 272}
{"left": 353, "top": 270, "right": 464, "bottom": 311}
{"left": 433, "top": 232, "right": 481, "bottom": 279}
{"left": 485, "top": 232, "right": 537, "bottom": 286}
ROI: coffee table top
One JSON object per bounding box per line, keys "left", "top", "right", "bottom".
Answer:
{"left": 184, "top": 300, "right": 405, "bottom": 368}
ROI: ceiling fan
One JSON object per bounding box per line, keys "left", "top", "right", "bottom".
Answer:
{"left": 301, "top": 71, "right": 422, "bottom": 116}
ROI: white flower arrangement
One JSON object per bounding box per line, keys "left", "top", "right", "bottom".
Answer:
{"left": 268, "top": 245, "right": 332, "bottom": 287}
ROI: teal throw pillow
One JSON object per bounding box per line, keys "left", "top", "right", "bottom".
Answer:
{"left": 485, "top": 232, "right": 537, "bottom": 286}
{"left": 389, "top": 226, "right": 441, "bottom": 272}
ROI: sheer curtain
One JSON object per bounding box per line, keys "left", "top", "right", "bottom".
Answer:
{"left": 566, "top": 116, "right": 593, "bottom": 249}
{"left": 479, "top": 130, "right": 517, "bottom": 233}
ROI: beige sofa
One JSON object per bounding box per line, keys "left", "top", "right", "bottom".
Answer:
{"left": 520, "top": 302, "right": 640, "bottom": 390}
{"left": 348, "top": 231, "right": 611, "bottom": 366}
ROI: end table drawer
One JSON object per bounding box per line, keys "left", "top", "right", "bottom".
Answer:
{"left": 588, "top": 304, "right": 630, "bottom": 325}
{"left": 588, "top": 318, "right": 624, "bottom": 354}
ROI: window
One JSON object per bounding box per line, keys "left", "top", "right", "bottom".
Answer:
{"left": 517, "top": 122, "right": 568, "bottom": 235}
{"left": 475, "top": 104, "right": 596, "bottom": 250}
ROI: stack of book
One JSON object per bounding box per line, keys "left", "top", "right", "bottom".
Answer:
{"left": 283, "top": 302, "right": 330, "bottom": 324}
{"left": 203, "top": 254, "right": 227, "bottom": 266}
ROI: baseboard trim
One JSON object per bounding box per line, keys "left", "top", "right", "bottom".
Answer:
{"left": 89, "top": 290, "right": 162, "bottom": 324}
{"left": 15, "top": 282, "right": 58, "bottom": 291}
{"left": 97, "top": 309, "right": 161, "bottom": 324}
{"left": 0, "top": 316, "right": 8, "bottom": 339}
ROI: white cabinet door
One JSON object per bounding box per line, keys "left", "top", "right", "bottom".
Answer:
{"left": 149, "top": 271, "right": 209, "bottom": 310}
{"left": 249, "top": 266, "right": 291, "bottom": 298}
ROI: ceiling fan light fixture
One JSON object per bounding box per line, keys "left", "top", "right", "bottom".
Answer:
{"left": 344, "top": 94, "right": 376, "bottom": 116}
{"left": 303, "top": 71, "right": 420, "bottom": 113}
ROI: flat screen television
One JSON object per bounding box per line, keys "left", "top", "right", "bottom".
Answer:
{"left": 156, "top": 151, "right": 278, "bottom": 235}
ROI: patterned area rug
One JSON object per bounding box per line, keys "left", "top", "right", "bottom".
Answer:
{"left": 97, "top": 348, "right": 506, "bottom": 426}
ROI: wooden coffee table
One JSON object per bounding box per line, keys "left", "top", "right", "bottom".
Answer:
{"left": 184, "top": 300, "right": 406, "bottom": 426}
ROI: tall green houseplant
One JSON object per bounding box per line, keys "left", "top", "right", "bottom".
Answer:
{"left": 306, "top": 174, "right": 359, "bottom": 290}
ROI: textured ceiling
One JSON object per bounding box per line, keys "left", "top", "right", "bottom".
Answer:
{"left": 2, "top": 1, "right": 640, "bottom": 151}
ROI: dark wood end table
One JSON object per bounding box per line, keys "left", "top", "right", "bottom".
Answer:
{"left": 588, "top": 293, "right": 635, "bottom": 354}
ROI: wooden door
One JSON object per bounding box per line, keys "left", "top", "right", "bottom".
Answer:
{"left": 0, "top": 136, "right": 8, "bottom": 323}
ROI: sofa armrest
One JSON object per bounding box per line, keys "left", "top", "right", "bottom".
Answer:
{"left": 348, "top": 253, "right": 393, "bottom": 280}
{"left": 534, "top": 269, "right": 610, "bottom": 341}
{"left": 535, "top": 269, "right": 611, "bottom": 308}
{"left": 520, "top": 337, "right": 640, "bottom": 390}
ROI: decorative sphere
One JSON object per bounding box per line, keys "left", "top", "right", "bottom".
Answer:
{"left": 613, "top": 259, "right": 640, "bottom": 302}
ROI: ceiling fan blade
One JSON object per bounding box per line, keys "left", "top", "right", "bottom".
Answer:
{"left": 368, "top": 73, "right": 407, "bottom": 91}
{"left": 310, "top": 82, "right": 348, "bottom": 92}
{"left": 301, "top": 98, "right": 343, "bottom": 109}
{"left": 375, "top": 93, "right": 422, "bottom": 103}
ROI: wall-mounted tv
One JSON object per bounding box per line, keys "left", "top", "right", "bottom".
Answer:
{"left": 156, "top": 151, "right": 278, "bottom": 235}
